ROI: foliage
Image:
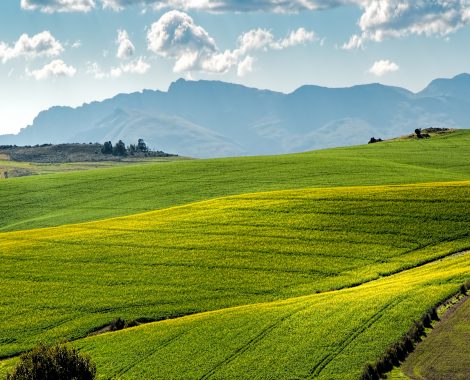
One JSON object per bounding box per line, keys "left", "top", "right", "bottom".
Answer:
{"left": 101, "top": 141, "right": 113, "bottom": 155}
{"left": 6, "top": 343, "right": 96, "bottom": 380}
{"left": 137, "top": 138, "right": 148, "bottom": 152}
{"left": 113, "top": 140, "right": 127, "bottom": 156}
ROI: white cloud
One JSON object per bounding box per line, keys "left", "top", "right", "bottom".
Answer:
{"left": 116, "top": 29, "right": 135, "bottom": 59}
{"left": 368, "top": 59, "right": 399, "bottom": 76}
{"left": 272, "top": 27, "right": 316, "bottom": 49}
{"left": 236, "top": 29, "right": 274, "bottom": 54}
{"left": 87, "top": 57, "right": 150, "bottom": 78}
{"left": 21, "top": 0, "right": 96, "bottom": 13}
{"left": 71, "top": 40, "right": 82, "bottom": 48}
{"left": 344, "top": 0, "right": 470, "bottom": 49}
{"left": 102, "top": 0, "right": 352, "bottom": 13}
{"left": 147, "top": 10, "right": 217, "bottom": 58}
{"left": 27, "top": 59, "right": 77, "bottom": 80}
{"left": 237, "top": 55, "right": 254, "bottom": 77}
{"left": 111, "top": 57, "right": 151, "bottom": 77}
{"left": 0, "top": 31, "right": 63, "bottom": 63}
{"left": 341, "top": 34, "right": 364, "bottom": 50}
{"left": 86, "top": 61, "right": 107, "bottom": 79}
{"left": 147, "top": 11, "right": 317, "bottom": 74}
{"left": 21, "top": 0, "right": 355, "bottom": 13}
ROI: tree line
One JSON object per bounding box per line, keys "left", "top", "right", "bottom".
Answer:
{"left": 101, "top": 138, "right": 149, "bottom": 156}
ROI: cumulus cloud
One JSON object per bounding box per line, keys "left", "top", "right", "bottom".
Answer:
{"left": 21, "top": 0, "right": 355, "bottom": 13}
{"left": 111, "top": 57, "right": 151, "bottom": 77}
{"left": 87, "top": 57, "right": 150, "bottom": 78}
{"left": 147, "top": 10, "right": 316, "bottom": 75}
{"left": 27, "top": 59, "right": 77, "bottom": 80}
{"left": 102, "top": 0, "right": 352, "bottom": 13}
{"left": 21, "top": 0, "right": 96, "bottom": 13}
{"left": 368, "top": 59, "right": 399, "bottom": 76}
{"left": 237, "top": 55, "right": 254, "bottom": 77}
{"left": 116, "top": 29, "right": 135, "bottom": 59}
{"left": 86, "top": 62, "right": 105, "bottom": 79}
{"left": 343, "top": 0, "right": 470, "bottom": 49}
{"left": 0, "top": 31, "right": 63, "bottom": 63}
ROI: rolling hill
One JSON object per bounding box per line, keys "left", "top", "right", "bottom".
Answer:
{"left": 0, "top": 131, "right": 469, "bottom": 379}
{"left": 0, "top": 183, "right": 469, "bottom": 378}
{"left": 1, "top": 129, "right": 469, "bottom": 232}
{"left": 2, "top": 74, "right": 470, "bottom": 157}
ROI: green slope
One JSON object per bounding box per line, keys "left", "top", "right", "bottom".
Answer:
{"left": 73, "top": 251, "right": 470, "bottom": 380}
{"left": 2, "top": 246, "right": 469, "bottom": 379}
{"left": 0, "top": 182, "right": 469, "bottom": 359}
{"left": 400, "top": 296, "right": 470, "bottom": 380}
{"left": 1, "top": 130, "right": 469, "bottom": 232}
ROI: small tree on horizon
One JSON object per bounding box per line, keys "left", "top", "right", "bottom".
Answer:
{"left": 101, "top": 141, "right": 113, "bottom": 154}
{"left": 113, "top": 140, "right": 127, "bottom": 156}
{"left": 137, "top": 138, "right": 148, "bottom": 152}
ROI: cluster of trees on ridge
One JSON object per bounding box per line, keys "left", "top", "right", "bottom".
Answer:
{"left": 100, "top": 138, "right": 174, "bottom": 157}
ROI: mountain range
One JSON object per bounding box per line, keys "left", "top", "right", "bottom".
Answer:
{"left": 2, "top": 73, "right": 470, "bottom": 157}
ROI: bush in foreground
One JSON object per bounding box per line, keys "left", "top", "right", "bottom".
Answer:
{"left": 7, "top": 343, "right": 96, "bottom": 380}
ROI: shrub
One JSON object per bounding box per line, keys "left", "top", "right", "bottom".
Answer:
{"left": 460, "top": 284, "right": 467, "bottom": 295}
{"left": 7, "top": 343, "right": 96, "bottom": 380}
{"left": 110, "top": 317, "right": 126, "bottom": 331}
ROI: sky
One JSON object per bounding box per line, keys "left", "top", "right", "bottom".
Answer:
{"left": 1, "top": 1, "right": 470, "bottom": 135}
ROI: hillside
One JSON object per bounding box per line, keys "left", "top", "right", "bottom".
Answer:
{"left": 0, "top": 132, "right": 469, "bottom": 379}
{"left": 400, "top": 296, "right": 470, "bottom": 379}
{"left": 0, "top": 182, "right": 469, "bottom": 378}
{"left": 2, "top": 74, "right": 470, "bottom": 157}
{"left": 0, "top": 129, "right": 469, "bottom": 232}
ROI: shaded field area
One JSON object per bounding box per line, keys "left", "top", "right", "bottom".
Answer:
{"left": 400, "top": 296, "right": 470, "bottom": 380}
{"left": 1, "top": 130, "right": 469, "bottom": 232}
{"left": 0, "top": 182, "right": 469, "bottom": 360}
{"left": 1, "top": 247, "right": 469, "bottom": 379}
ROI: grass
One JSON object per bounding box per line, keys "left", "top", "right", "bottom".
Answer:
{"left": 2, "top": 245, "right": 469, "bottom": 379}
{"left": 0, "top": 129, "right": 469, "bottom": 232}
{"left": 1, "top": 132, "right": 469, "bottom": 379}
{"left": 0, "top": 182, "right": 469, "bottom": 361}
{"left": 399, "top": 295, "right": 470, "bottom": 380}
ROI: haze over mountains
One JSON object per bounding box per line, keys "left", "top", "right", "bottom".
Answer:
{"left": 2, "top": 73, "right": 470, "bottom": 158}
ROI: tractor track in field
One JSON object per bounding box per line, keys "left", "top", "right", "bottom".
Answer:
{"left": 308, "top": 296, "right": 406, "bottom": 378}
{"left": 0, "top": 249, "right": 468, "bottom": 372}
{"left": 114, "top": 325, "right": 199, "bottom": 377}
{"left": 198, "top": 302, "right": 313, "bottom": 379}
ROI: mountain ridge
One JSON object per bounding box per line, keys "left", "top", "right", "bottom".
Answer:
{"left": 2, "top": 73, "right": 469, "bottom": 157}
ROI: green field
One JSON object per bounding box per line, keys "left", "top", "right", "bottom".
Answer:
{"left": 1, "top": 130, "right": 469, "bottom": 232}
{"left": 398, "top": 296, "right": 470, "bottom": 380}
{"left": 1, "top": 131, "right": 470, "bottom": 379}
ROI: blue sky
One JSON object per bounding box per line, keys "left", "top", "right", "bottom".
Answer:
{"left": 1, "top": 0, "right": 470, "bottom": 134}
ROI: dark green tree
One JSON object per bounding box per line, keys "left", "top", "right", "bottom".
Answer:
{"left": 113, "top": 140, "right": 127, "bottom": 156}
{"left": 137, "top": 138, "right": 148, "bottom": 152}
{"left": 101, "top": 141, "right": 113, "bottom": 154}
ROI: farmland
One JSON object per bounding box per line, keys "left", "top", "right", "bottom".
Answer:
{"left": 399, "top": 296, "right": 470, "bottom": 379}
{"left": 0, "top": 130, "right": 469, "bottom": 379}
{"left": 0, "top": 129, "right": 469, "bottom": 232}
